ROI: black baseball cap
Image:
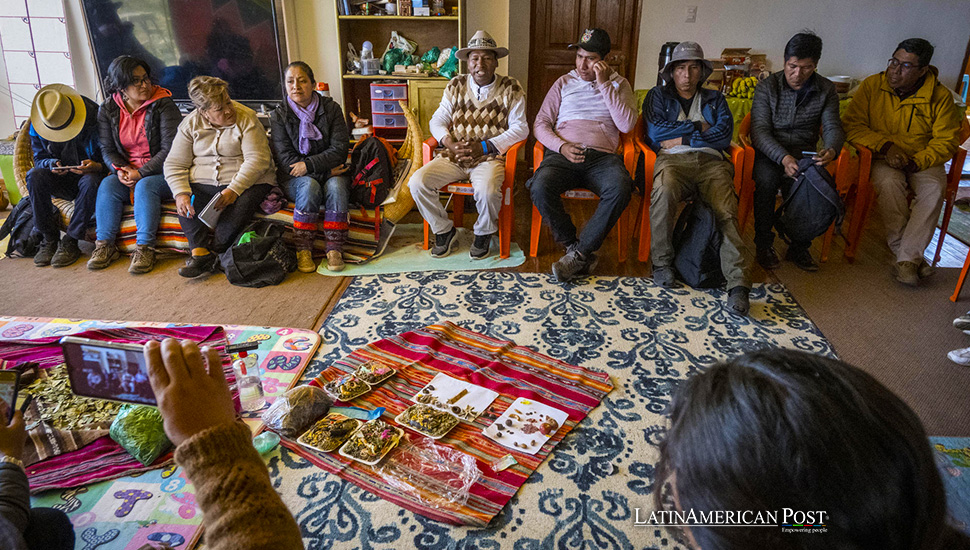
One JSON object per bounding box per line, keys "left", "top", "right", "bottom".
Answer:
{"left": 569, "top": 28, "right": 611, "bottom": 59}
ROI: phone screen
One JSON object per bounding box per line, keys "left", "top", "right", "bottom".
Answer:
{"left": 61, "top": 338, "right": 156, "bottom": 405}
{"left": 0, "top": 372, "right": 18, "bottom": 422}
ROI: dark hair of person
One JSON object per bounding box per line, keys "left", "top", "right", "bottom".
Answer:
{"left": 896, "top": 38, "right": 934, "bottom": 67}
{"left": 653, "top": 349, "right": 970, "bottom": 550}
{"left": 103, "top": 55, "right": 152, "bottom": 96}
{"left": 784, "top": 31, "right": 823, "bottom": 64}
{"left": 285, "top": 61, "right": 315, "bottom": 83}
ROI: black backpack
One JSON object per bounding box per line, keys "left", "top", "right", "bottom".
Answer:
{"left": 774, "top": 158, "right": 845, "bottom": 245}
{"left": 349, "top": 137, "right": 394, "bottom": 208}
{"left": 0, "top": 197, "right": 41, "bottom": 258}
{"left": 673, "top": 200, "right": 726, "bottom": 289}
{"left": 219, "top": 221, "right": 297, "bottom": 288}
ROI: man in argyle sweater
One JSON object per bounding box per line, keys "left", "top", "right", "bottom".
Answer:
{"left": 409, "top": 30, "right": 528, "bottom": 259}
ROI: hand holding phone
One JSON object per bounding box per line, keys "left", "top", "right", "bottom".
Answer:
{"left": 51, "top": 164, "right": 85, "bottom": 172}
{"left": 0, "top": 370, "right": 25, "bottom": 460}
{"left": 0, "top": 371, "right": 19, "bottom": 423}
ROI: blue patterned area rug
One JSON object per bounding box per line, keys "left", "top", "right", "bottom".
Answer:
{"left": 266, "top": 272, "right": 834, "bottom": 549}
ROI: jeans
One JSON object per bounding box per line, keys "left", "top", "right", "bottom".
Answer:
{"left": 26, "top": 167, "right": 101, "bottom": 241}
{"left": 95, "top": 174, "right": 173, "bottom": 245}
{"left": 281, "top": 175, "right": 350, "bottom": 251}
{"left": 526, "top": 149, "right": 633, "bottom": 257}
{"left": 650, "top": 151, "right": 751, "bottom": 289}
{"left": 752, "top": 152, "right": 810, "bottom": 253}
{"left": 177, "top": 183, "right": 273, "bottom": 253}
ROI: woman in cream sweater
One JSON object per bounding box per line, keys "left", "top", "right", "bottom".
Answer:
{"left": 164, "top": 76, "right": 275, "bottom": 278}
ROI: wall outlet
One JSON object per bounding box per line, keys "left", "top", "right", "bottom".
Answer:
{"left": 686, "top": 5, "right": 697, "bottom": 23}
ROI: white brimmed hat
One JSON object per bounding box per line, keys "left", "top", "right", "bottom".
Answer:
{"left": 30, "top": 83, "right": 87, "bottom": 142}
{"left": 456, "top": 30, "right": 509, "bottom": 61}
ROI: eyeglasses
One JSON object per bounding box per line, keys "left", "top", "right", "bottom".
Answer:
{"left": 887, "top": 58, "right": 921, "bottom": 71}
{"left": 129, "top": 76, "right": 151, "bottom": 86}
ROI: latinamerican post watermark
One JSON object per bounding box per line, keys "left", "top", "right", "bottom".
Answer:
{"left": 635, "top": 508, "right": 828, "bottom": 533}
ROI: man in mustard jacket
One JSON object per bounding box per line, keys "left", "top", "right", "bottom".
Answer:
{"left": 843, "top": 38, "right": 962, "bottom": 286}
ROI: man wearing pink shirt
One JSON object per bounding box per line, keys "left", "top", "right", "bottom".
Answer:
{"left": 528, "top": 28, "right": 638, "bottom": 282}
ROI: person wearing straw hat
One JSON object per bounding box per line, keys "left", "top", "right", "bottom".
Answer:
{"left": 27, "top": 84, "right": 105, "bottom": 268}
{"left": 408, "top": 30, "right": 528, "bottom": 260}
{"left": 529, "top": 28, "right": 638, "bottom": 282}
{"left": 643, "top": 41, "right": 752, "bottom": 315}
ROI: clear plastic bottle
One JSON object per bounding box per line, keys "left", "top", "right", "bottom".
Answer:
{"left": 233, "top": 351, "right": 265, "bottom": 411}
{"left": 360, "top": 41, "right": 379, "bottom": 76}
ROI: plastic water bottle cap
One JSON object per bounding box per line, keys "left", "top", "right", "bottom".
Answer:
{"left": 362, "top": 41, "right": 373, "bottom": 51}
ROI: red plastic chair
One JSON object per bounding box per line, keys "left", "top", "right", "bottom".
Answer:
{"left": 633, "top": 114, "right": 745, "bottom": 263}
{"left": 850, "top": 117, "right": 970, "bottom": 266}
{"left": 736, "top": 112, "right": 856, "bottom": 262}
{"left": 529, "top": 133, "right": 636, "bottom": 262}
{"left": 421, "top": 138, "right": 526, "bottom": 259}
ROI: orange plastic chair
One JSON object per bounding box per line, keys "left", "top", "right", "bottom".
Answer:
{"left": 849, "top": 117, "right": 970, "bottom": 266}
{"left": 528, "top": 133, "right": 636, "bottom": 262}
{"left": 421, "top": 138, "right": 526, "bottom": 259}
{"left": 633, "top": 114, "right": 744, "bottom": 263}
{"left": 736, "top": 113, "right": 855, "bottom": 262}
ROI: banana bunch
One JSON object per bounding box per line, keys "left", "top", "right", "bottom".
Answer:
{"left": 728, "top": 76, "right": 759, "bottom": 99}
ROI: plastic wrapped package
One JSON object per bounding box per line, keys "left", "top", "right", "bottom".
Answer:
{"left": 420, "top": 47, "right": 441, "bottom": 64}
{"left": 438, "top": 48, "right": 459, "bottom": 79}
{"left": 109, "top": 405, "right": 172, "bottom": 466}
{"left": 372, "top": 436, "right": 482, "bottom": 512}
{"left": 261, "top": 385, "right": 333, "bottom": 438}
{"left": 382, "top": 48, "right": 410, "bottom": 74}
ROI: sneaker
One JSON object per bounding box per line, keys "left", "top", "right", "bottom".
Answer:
{"left": 552, "top": 248, "right": 594, "bottom": 282}
{"left": 178, "top": 253, "right": 217, "bottom": 278}
{"left": 296, "top": 249, "right": 317, "bottom": 273}
{"left": 33, "top": 239, "right": 58, "bottom": 266}
{"left": 786, "top": 248, "right": 819, "bottom": 272}
{"left": 469, "top": 233, "right": 492, "bottom": 260}
{"left": 917, "top": 259, "right": 935, "bottom": 279}
{"left": 430, "top": 227, "right": 458, "bottom": 258}
{"left": 326, "top": 250, "right": 345, "bottom": 272}
{"left": 947, "top": 346, "right": 970, "bottom": 366}
{"left": 727, "top": 285, "right": 751, "bottom": 316}
{"left": 50, "top": 236, "right": 81, "bottom": 268}
{"left": 652, "top": 265, "right": 678, "bottom": 288}
{"left": 87, "top": 240, "right": 120, "bottom": 270}
{"left": 953, "top": 313, "right": 970, "bottom": 331}
{"left": 128, "top": 245, "right": 156, "bottom": 274}
{"left": 894, "top": 261, "right": 919, "bottom": 287}
{"left": 756, "top": 246, "right": 781, "bottom": 269}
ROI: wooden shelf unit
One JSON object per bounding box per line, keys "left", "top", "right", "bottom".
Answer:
{"left": 334, "top": 1, "right": 464, "bottom": 137}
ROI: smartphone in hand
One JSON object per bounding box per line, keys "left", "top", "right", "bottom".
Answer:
{"left": 60, "top": 337, "right": 156, "bottom": 405}
{"left": 801, "top": 151, "right": 819, "bottom": 159}
{"left": 0, "top": 370, "right": 20, "bottom": 422}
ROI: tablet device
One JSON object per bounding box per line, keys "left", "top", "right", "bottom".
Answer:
{"left": 197, "top": 194, "right": 223, "bottom": 229}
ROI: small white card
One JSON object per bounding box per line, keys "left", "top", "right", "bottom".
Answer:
{"left": 482, "top": 397, "right": 569, "bottom": 455}
{"left": 414, "top": 373, "right": 499, "bottom": 421}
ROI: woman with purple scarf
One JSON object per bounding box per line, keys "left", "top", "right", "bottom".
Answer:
{"left": 270, "top": 62, "right": 351, "bottom": 272}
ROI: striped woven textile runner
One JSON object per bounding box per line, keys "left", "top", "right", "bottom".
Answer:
{"left": 286, "top": 321, "right": 614, "bottom": 526}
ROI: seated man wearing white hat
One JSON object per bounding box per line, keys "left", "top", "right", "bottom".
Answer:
{"left": 27, "top": 84, "right": 106, "bottom": 268}
{"left": 408, "top": 30, "right": 528, "bottom": 259}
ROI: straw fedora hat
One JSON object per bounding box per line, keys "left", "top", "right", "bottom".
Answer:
{"left": 30, "top": 83, "right": 87, "bottom": 142}
{"left": 456, "top": 30, "right": 509, "bottom": 61}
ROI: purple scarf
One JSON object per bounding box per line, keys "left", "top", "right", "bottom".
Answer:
{"left": 288, "top": 93, "right": 323, "bottom": 155}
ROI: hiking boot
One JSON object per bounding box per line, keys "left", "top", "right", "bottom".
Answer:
{"left": 917, "top": 259, "right": 935, "bottom": 279}
{"left": 128, "top": 245, "right": 156, "bottom": 274}
{"left": 50, "top": 236, "right": 81, "bottom": 268}
{"left": 947, "top": 345, "right": 970, "bottom": 366}
{"left": 786, "top": 248, "right": 819, "bottom": 272}
{"left": 953, "top": 313, "right": 970, "bottom": 331}
{"left": 727, "top": 285, "right": 751, "bottom": 316}
{"left": 652, "top": 265, "right": 678, "bottom": 288}
{"left": 756, "top": 246, "right": 781, "bottom": 270}
{"left": 552, "top": 248, "right": 593, "bottom": 282}
{"left": 894, "top": 261, "right": 919, "bottom": 287}
{"left": 430, "top": 227, "right": 458, "bottom": 258}
{"left": 296, "top": 249, "right": 317, "bottom": 273}
{"left": 469, "top": 234, "right": 492, "bottom": 260}
{"left": 33, "top": 239, "right": 58, "bottom": 266}
{"left": 326, "top": 250, "right": 345, "bottom": 272}
{"left": 178, "top": 253, "right": 217, "bottom": 278}
{"left": 87, "top": 240, "right": 120, "bottom": 270}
